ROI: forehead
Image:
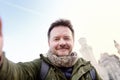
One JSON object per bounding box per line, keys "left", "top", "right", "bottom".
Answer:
{"left": 50, "top": 26, "right": 72, "bottom": 37}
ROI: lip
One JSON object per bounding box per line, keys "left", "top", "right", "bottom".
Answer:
{"left": 58, "top": 49, "right": 68, "bottom": 52}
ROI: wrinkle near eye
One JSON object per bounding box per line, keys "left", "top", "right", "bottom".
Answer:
{"left": 64, "top": 36, "right": 71, "bottom": 41}
{"left": 64, "top": 37, "right": 70, "bottom": 40}
{"left": 53, "top": 37, "right": 60, "bottom": 41}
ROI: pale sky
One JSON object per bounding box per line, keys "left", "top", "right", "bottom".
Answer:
{"left": 0, "top": 0, "right": 120, "bottom": 62}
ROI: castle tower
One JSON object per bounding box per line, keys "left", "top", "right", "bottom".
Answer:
{"left": 78, "top": 37, "right": 97, "bottom": 64}
{"left": 114, "top": 40, "right": 120, "bottom": 55}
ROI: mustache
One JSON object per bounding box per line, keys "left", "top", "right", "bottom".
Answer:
{"left": 58, "top": 44, "right": 69, "bottom": 49}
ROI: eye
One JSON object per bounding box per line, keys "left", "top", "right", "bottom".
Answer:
{"left": 64, "top": 37, "right": 70, "bottom": 40}
{"left": 54, "top": 38, "right": 59, "bottom": 41}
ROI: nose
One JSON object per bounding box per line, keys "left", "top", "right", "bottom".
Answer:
{"left": 59, "top": 38, "right": 66, "bottom": 45}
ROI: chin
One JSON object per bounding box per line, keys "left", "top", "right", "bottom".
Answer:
{"left": 57, "top": 52, "right": 69, "bottom": 56}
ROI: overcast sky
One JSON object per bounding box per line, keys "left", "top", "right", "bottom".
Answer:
{"left": 0, "top": 0, "right": 120, "bottom": 62}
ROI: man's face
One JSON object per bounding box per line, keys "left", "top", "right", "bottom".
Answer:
{"left": 48, "top": 26, "right": 74, "bottom": 56}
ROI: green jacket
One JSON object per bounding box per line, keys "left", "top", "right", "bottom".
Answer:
{"left": 0, "top": 54, "right": 102, "bottom": 80}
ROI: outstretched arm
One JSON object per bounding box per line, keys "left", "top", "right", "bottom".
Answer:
{"left": 0, "top": 17, "right": 3, "bottom": 66}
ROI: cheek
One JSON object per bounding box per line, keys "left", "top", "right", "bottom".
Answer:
{"left": 49, "top": 41, "right": 58, "bottom": 48}
{"left": 68, "top": 41, "right": 74, "bottom": 46}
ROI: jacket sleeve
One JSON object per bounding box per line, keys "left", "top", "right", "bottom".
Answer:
{"left": 0, "top": 54, "right": 41, "bottom": 80}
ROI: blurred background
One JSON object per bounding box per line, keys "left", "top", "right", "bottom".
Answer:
{"left": 1, "top": 0, "right": 120, "bottom": 79}
{"left": 0, "top": 0, "right": 120, "bottom": 62}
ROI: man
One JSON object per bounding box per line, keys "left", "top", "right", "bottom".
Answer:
{"left": 0, "top": 18, "right": 102, "bottom": 80}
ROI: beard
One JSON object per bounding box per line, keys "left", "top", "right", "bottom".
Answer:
{"left": 50, "top": 44, "right": 73, "bottom": 56}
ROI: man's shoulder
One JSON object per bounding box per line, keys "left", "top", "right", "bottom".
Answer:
{"left": 75, "top": 57, "right": 92, "bottom": 67}
{"left": 77, "top": 57, "right": 90, "bottom": 63}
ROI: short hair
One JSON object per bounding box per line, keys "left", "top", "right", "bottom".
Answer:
{"left": 47, "top": 19, "right": 74, "bottom": 39}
